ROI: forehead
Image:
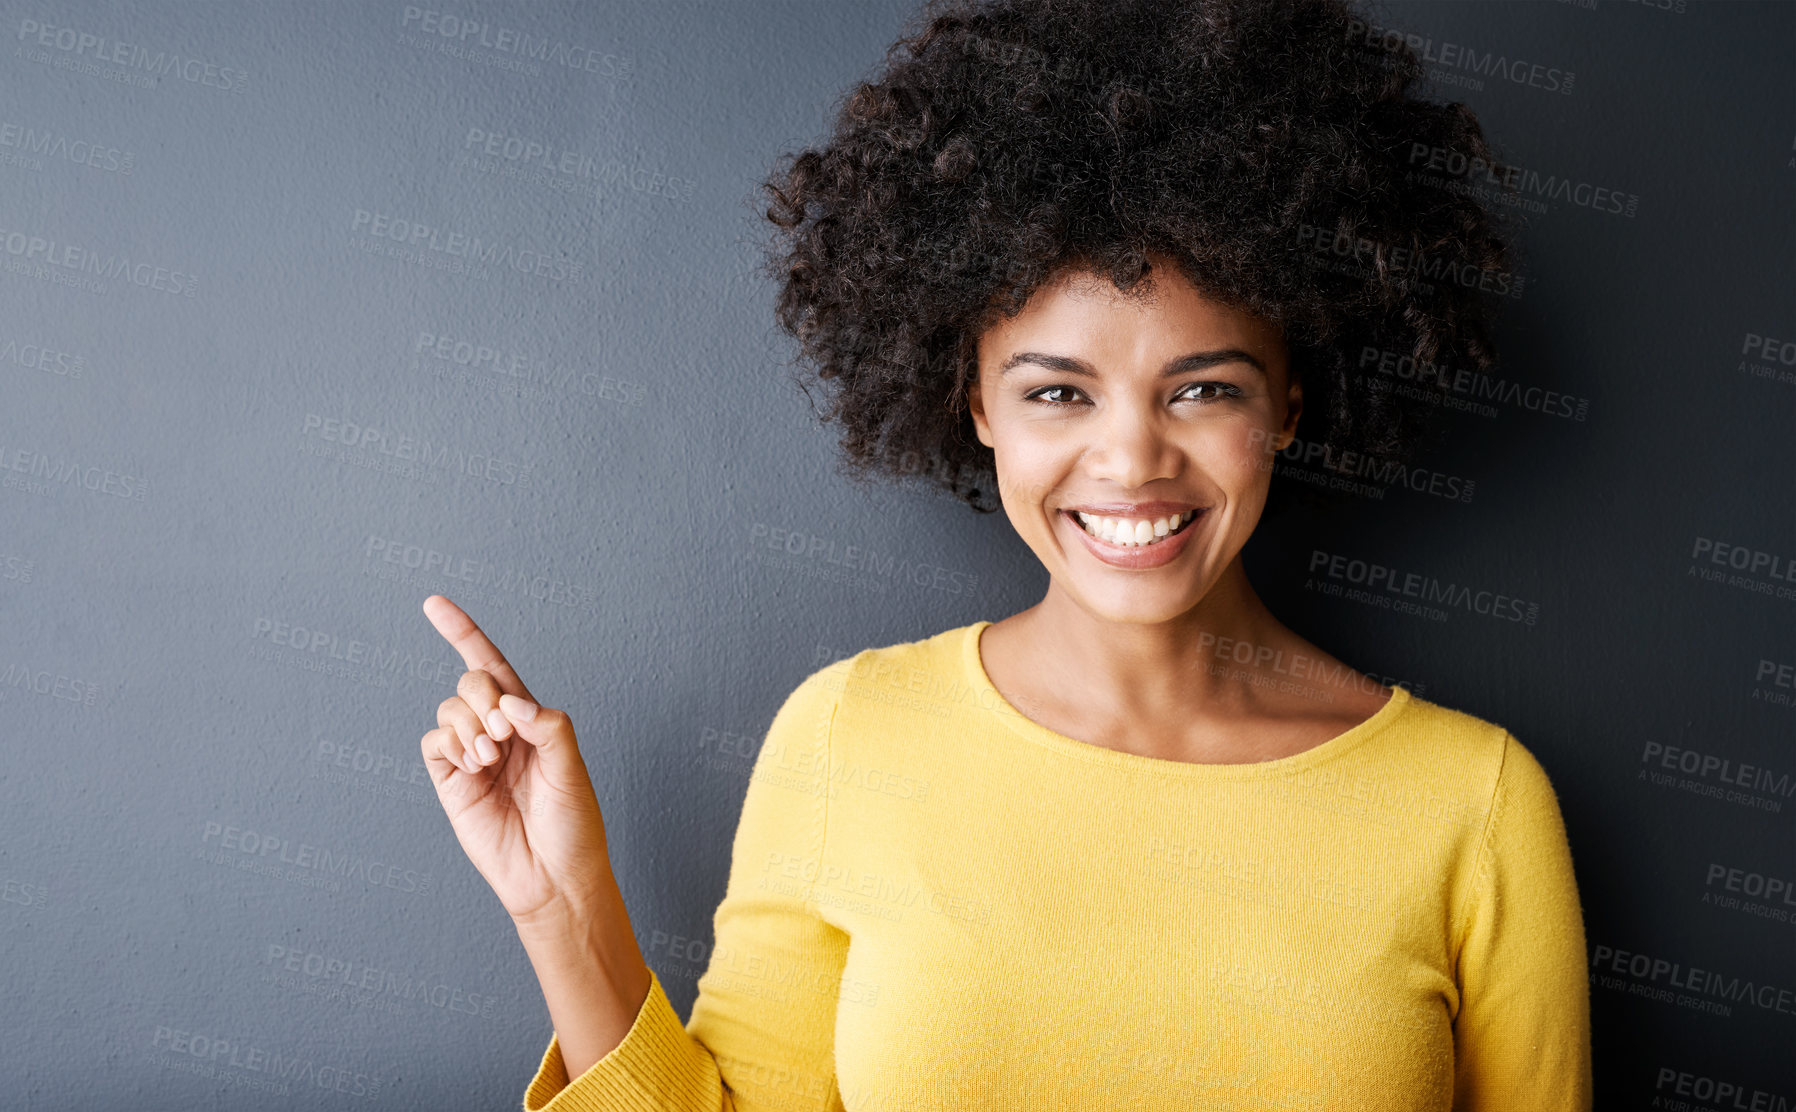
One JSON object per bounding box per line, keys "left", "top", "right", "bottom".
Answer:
{"left": 979, "top": 264, "right": 1282, "bottom": 361}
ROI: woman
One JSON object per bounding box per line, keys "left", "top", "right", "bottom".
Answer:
{"left": 419, "top": 0, "right": 1592, "bottom": 1107}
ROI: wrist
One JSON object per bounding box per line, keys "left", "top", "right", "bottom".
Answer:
{"left": 509, "top": 865, "right": 623, "bottom": 942}
{"left": 510, "top": 902, "right": 593, "bottom": 945}
{"left": 516, "top": 915, "right": 654, "bottom": 1079}
{"left": 513, "top": 895, "right": 647, "bottom": 980}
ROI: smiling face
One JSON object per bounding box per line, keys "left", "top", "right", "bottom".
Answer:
{"left": 967, "top": 254, "right": 1302, "bottom": 626}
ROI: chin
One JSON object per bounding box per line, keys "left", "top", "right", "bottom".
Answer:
{"left": 1057, "top": 577, "right": 1208, "bottom": 626}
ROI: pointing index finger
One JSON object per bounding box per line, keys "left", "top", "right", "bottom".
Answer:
{"left": 422, "top": 595, "right": 536, "bottom": 703}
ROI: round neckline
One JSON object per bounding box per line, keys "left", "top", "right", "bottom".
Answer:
{"left": 963, "top": 619, "right": 1412, "bottom": 780}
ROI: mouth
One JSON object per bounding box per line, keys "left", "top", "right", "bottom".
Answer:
{"left": 1060, "top": 507, "right": 1204, "bottom": 549}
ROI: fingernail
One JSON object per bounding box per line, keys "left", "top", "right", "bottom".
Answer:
{"left": 475, "top": 733, "right": 499, "bottom": 763}
{"left": 485, "top": 708, "right": 511, "bottom": 739}
{"left": 499, "top": 694, "right": 538, "bottom": 722}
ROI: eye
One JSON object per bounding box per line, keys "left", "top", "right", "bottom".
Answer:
{"left": 1021, "top": 381, "right": 1244, "bottom": 408}
{"left": 1177, "top": 381, "right": 1243, "bottom": 403}
{"left": 1023, "top": 384, "right": 1087, "bottom": 406}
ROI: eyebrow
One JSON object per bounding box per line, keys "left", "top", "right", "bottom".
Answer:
{"left": 998, "top": 348, "right": 1268, "bottom": 379}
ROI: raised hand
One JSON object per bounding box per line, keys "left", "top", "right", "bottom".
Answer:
{"left": 419, "top": 595, "right": 620, "bottom": 935}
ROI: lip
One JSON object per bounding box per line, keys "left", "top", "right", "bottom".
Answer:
{"left": 1060, "top": 507, "right": 1205, "bottom": 570}
{"left": 1060, "top": 500, "right": 1200, "bottom": 517}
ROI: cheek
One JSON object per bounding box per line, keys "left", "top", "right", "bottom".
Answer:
{"left": 991, "top": 433, "right": 1072, "bottom": 503}
{"left": 1191, "top": 424, "right": 1278, "bottom": 486}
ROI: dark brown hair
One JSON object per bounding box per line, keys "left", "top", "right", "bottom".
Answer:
{"left": 759, "top": 0, "right": 1518, "bottom": 513}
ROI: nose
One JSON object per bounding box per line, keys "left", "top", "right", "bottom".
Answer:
{"left": 1081, "top": 398, "right": 1181, "bottom": 489}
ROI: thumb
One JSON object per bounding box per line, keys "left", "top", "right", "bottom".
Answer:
{"left": 497, "top": 694, "right": 590, "bottom": 784}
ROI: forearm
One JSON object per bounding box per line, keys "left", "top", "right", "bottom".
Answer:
{"left": 516, "top": 870, "right": 654, "bottom": 1080}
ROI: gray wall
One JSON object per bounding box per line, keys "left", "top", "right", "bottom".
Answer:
{"left": 1, "top": 0, "right": 1790, "bottom": 1106}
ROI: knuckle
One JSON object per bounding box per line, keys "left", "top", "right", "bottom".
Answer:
{"left": 457, "top": 669, "right": 488, "bottom": 696}
{"left": 458, "top": 669, "right": 499, "bottom": 701}
{"left": 436, "top": 696, "right": 468, "bottom": 725}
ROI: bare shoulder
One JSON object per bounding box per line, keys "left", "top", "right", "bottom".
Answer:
{"left": 1265, "top": 630, "right": 1396, "bottom": 725}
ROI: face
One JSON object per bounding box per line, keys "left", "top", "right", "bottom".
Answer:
{"left": 967, "top": 254, "right": 1301, "bottom": 625}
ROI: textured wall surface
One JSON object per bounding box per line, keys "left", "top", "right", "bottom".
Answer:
{"left": 1, "top": 0, "right": 1791, "bottom": 1107}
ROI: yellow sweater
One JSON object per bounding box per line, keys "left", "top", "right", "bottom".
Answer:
{"left": 523, "top": 620, "right": 1593, "bottom": 1111}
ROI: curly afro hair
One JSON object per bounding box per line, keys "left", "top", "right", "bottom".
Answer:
{"left": 758, "top": 0, "right": 1521, "bottom": 515}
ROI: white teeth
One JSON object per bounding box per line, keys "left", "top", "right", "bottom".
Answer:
{"left": 1071, "top": 510, "right": 1194, "bottom": 547}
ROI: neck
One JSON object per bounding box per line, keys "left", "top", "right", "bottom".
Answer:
{"left": 1013, "top": 557, "right": 1305, "bottom": 718}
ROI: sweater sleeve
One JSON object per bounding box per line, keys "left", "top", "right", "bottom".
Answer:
{"left": 1451, "top": 731, "right": 1594, "bottom": 1111}
{"left": 522, "top": 665, "right": 850, "bottom": 1112}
